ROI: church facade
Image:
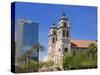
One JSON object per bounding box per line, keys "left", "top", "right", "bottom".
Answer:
{"left": 48, "top": 13, "right": 96, "bottom": 69}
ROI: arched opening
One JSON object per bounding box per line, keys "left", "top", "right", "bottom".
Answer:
{"left": 64, "top": 48, "right": 68, "bottom": 52}
{"left": 54, "top": 31, "right": 56, "bottom": 35}
{"left": 67, "top": 31, "right": 69, "bottom": 37}
{"left": 56, "top": 38, "right": 57, "bottom": 41}
{"left": 64, "top": 23, "right": 66, "bottom": 27}
{"left": 52, "top": 38, "right": 54, "bottom": 43}
{"left": 63, "top": 30, "right": 65, "bottom": 37}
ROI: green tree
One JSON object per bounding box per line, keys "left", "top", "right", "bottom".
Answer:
{"left": 70, "top": 52, "right": 87, "bottom": 69}
{"left": 62, "top": 47, "right": 97, "bottom": 70}
{"left": 17, "top": 43, "right": 45, "bottom": 72}
{"left": 87, "top": 43, "right": 97, "bottom": 60}
{"left": 62, "top": 55, "right": 72, "bottom": 69}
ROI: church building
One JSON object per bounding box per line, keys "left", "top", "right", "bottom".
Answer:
{"left": 48, "top": 13, "right": 96, "bottom": 69}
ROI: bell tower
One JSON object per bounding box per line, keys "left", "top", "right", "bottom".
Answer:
{"left": 55, "top": 13, "right": 71, "bottom": 68}
{"left": 48, "top": 23, "right": 57, "bottom": 63}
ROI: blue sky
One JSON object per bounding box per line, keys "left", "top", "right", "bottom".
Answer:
{"left": 15, "top": 2, "right": 97, "bottom": 60}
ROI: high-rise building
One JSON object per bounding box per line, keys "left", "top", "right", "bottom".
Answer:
{"left": 15, "top": 19, "right": 38, "bottom": 65}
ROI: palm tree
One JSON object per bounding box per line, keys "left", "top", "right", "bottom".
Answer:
{"left": 29, "top": 43, "right": 45, "bottom": 71}
{"left": 23, "top": 54, "right": 28, "bottom": 68}
{"left": 25, "top": 50, "right": 32, "bottom": 68}
{"left": 17, "top": 53, "right": 26, "bottom": 65}
{"left": 17, "top": 43, "right": 45, "bottom": 71}
{"left": 31, "top": 43, "right": 45, "bottom": 52}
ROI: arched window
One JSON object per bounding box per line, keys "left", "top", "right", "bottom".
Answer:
{"left": 63, "top": 30, "right": 65, "bottom": 37}
{"left": 56, "top": 38, "right": 57, "bottom": 41}
{"left": 54, "top": 31, "right": 56, "bottom": 35}
{"left": 67, "top": 31, "right": 69, "bottom": 37}
{"left": 52, "top": 38, "right": 54, "bottom": 43}
{"left": 64, "top": 23, "right": 66, "bottom": 27}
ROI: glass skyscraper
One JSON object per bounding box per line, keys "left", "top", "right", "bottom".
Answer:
{"left": 16, "top": 19, "right": 38, "bottom": 65}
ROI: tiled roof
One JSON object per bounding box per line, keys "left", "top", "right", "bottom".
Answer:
{"left": 71, "top": 40, "right": 96, "bottom": 48}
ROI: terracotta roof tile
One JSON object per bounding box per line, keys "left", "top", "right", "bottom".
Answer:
{"left": 71, "top": 40, "right": 96, "bottom": 48}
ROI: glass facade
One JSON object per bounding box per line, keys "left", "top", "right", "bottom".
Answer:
{"left": 22, "top": 22, "right": 38, "bottom": 52}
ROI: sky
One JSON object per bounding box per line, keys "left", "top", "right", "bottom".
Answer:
{"left": 14, "top": 2, "right": 97, "bottom": 60}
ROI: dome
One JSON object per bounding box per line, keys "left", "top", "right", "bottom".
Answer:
{"left": 50, "top": 23, "right": 57, "bottom": 29}
{"left": 58, "top": 13, "right": 70, "bottom": 28}
{"left": 49, "top": 23, "right": 57, "bottom": 37}
{"left": 59, "top": 13, "right": 68, "bottom": 21}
